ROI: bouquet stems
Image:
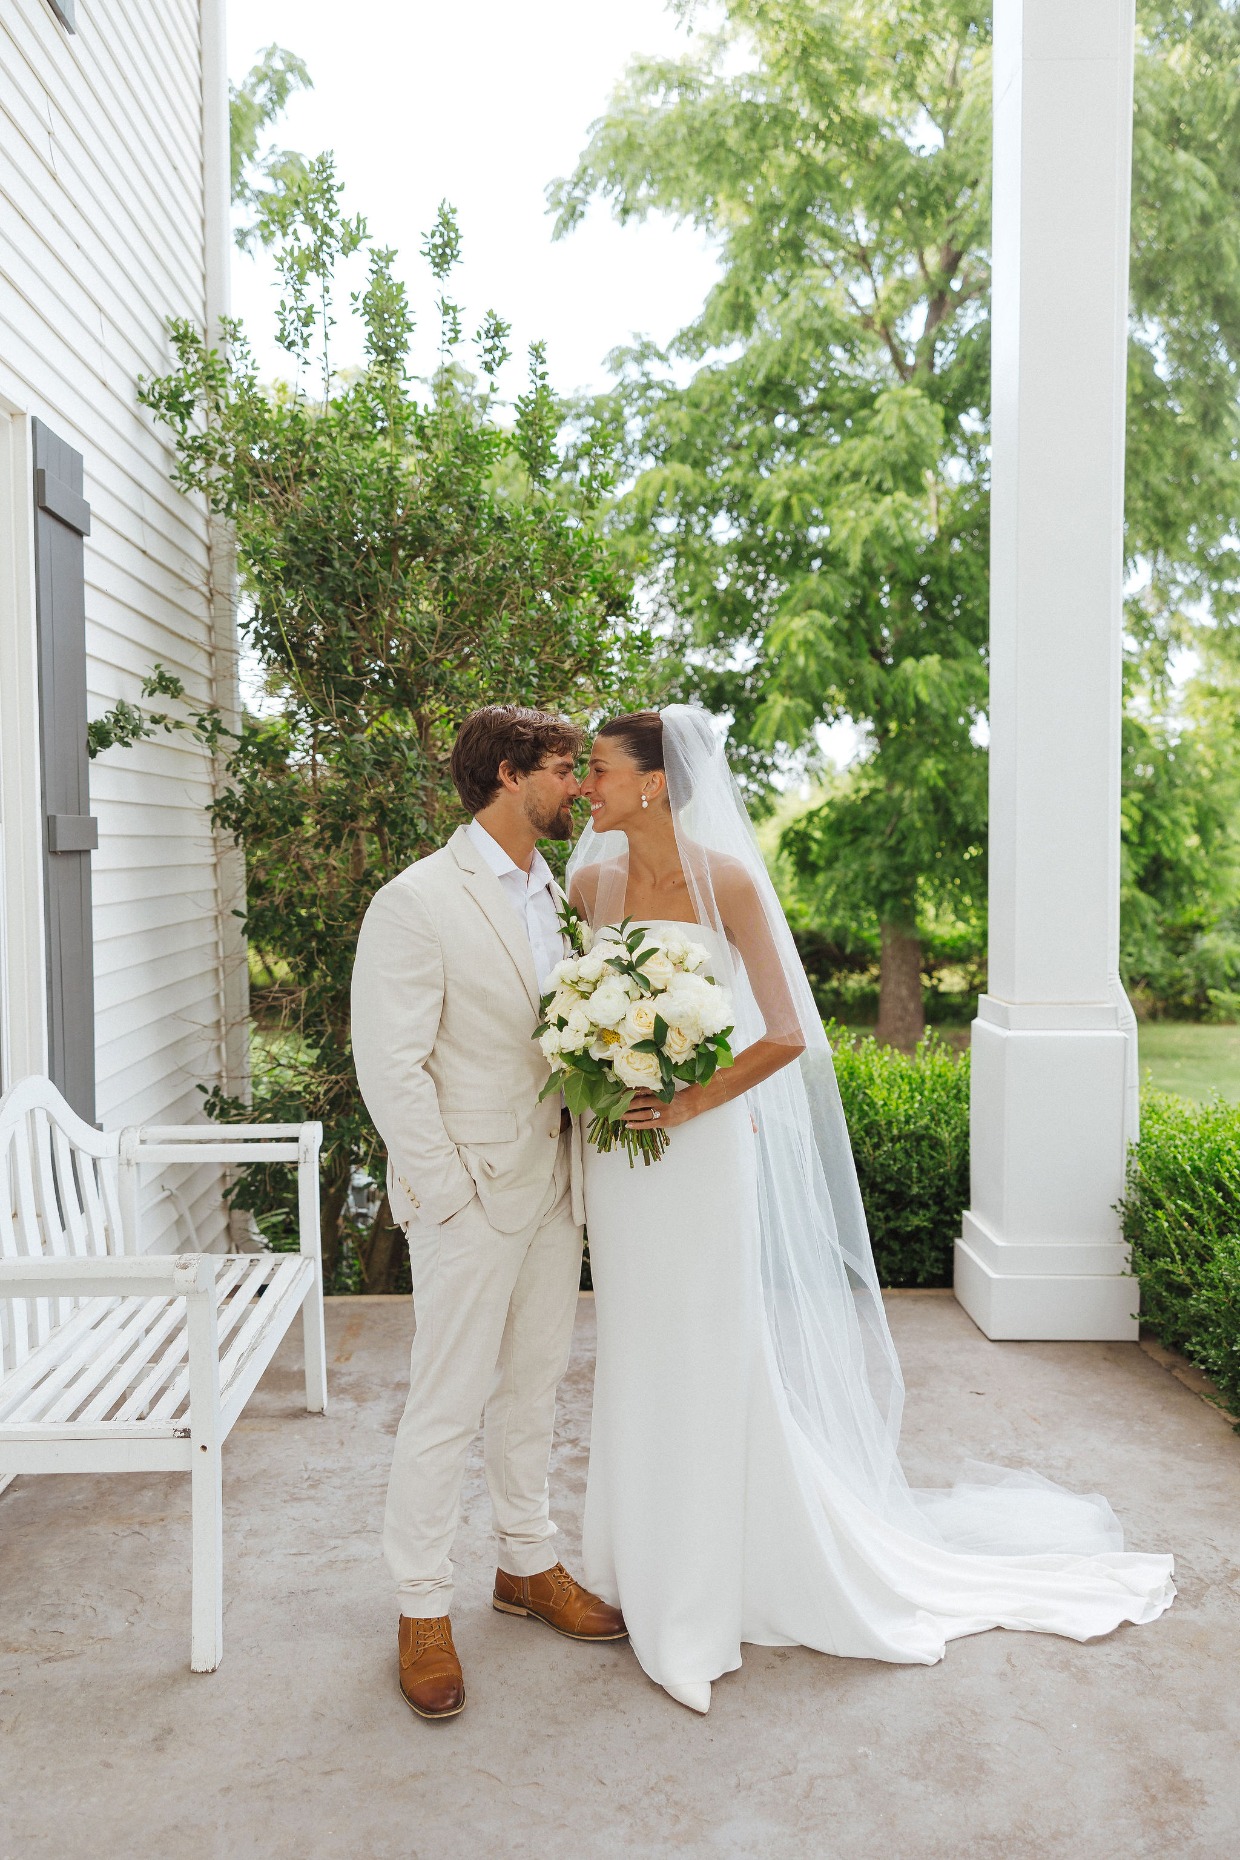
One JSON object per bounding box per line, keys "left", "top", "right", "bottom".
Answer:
{"left": 587, "top": 1113, "right": 670, "bottom": 1167}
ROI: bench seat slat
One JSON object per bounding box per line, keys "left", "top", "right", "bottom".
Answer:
{"left": 110, "top": 1257, "right": 260, "bottom": 1424}
{"left": 37, "top": 1298, "right": 170, "bottom": 1425}
{"left": 146, "top": 1257, "right": 286, "bottom": 1423}
{"left": 219, "top": 1257, "right": 314, "bottom": 1402}
{"left": 26, "top": 1257, "right": 250, "bottom": 1426}
{"left": 0, "top": 1297, "right": 121, "bottom": 1421}
{"left": 0, "top": 1257, "right": 310, "bottom": 1436}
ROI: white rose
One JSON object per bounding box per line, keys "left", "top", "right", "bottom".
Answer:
{"left": 579, "top": 923, "right": 595, "bottom": 953}
{"left": 683, "top": 941, "right": 710, "bottom": 972}
{"left": 548, "top": 987, "right": 580, "bottom": 1023}
{"left": 638, "top": 948, "right": 677, "bottom": 989}
{"left": 586, "top": 980, "right": 631, "bottom": 1028}
{"left": 622, "top": 998, "right": 660, "bottom": 1044}
{"left": 612, "top": 1045, "right": 662, "bottom": 1090}
{"left": 577, "top": 948, "right": 607, "bottom": 982}
{"left": 661, "top": 934, "right": 689, "bottom": 966}
{"left": 663, "top": 1023, "right": 697, "bottom": 1064}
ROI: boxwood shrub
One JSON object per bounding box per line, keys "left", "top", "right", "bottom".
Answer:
{"left": 1119, "top": 1090, "right": 1240, "bottom": 1419}
{"left": 829, "top": 1025, "right": 970, "bottom": 1288}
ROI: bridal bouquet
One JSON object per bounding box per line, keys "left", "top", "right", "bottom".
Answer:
{"left": 534, "top": 912, "right": 735, "bottom": 1166}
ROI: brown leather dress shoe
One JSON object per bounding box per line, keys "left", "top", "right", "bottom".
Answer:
{"left": 493, "top": 1563, "right": 628, "bottom": 1641}
{"left": 398, "top": 1614, "right": 465, "bottom": 1719}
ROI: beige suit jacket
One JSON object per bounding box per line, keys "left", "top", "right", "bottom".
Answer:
{"left": 351, "top": 825, "right": 585, "bottom": 1234}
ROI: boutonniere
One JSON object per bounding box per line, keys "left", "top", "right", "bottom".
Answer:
{"left": 556, "top": 897, "right": 594, "bottom": 955}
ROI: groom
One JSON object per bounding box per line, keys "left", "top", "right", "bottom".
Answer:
{"left": 351, "top": 705, "right": 626, "bottom": 1720}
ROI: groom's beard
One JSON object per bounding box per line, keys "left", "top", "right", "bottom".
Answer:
{"left": 524, "top": 794, "right": 576, "bottom": 842}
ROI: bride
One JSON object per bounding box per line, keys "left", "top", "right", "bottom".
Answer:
{"left": 567, "top": 705, "right": 1174, "bottom": 1716}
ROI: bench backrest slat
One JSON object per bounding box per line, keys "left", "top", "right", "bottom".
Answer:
{"left": 0, "top": 1079, "right": 124, "bottom": 1382}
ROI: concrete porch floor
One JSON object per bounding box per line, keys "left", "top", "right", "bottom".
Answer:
{"left": 2, "top": 1291, "right": 1237, "bottom": 1860}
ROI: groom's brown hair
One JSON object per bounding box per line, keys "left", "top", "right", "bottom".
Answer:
{"left": 450, "top": 705, "right": 583, "bottom": 814}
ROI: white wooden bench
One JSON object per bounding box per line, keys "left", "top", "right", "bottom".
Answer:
{"left": 0, "top": 1074, "right": 326, "bottom": 1672}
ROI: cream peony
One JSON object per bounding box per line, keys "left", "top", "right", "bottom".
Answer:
{"left": 557, "top": 1005, "right": 594, "bottom": 1054}
{"left": 611, "top": 1044, "right": 662, "bottom": 1090}
{"left": 539, "top": 1025, "right": 563, "bottom": 1060}
{"left": 585, "top": 980, "right": 631, "bottom": 1028}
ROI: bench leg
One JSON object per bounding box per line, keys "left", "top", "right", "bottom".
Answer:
{"left": 302, "top": 1274, "right": 328, "bottom": 1414}
{"left": 190, "top": 1438, "right": 224, "bottom": 1672}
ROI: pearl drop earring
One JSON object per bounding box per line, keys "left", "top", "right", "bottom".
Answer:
{"left": 641, "top": 793, "right": 649, "bottom": 809}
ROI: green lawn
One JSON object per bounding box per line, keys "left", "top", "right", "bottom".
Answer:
{"left": 1137, "top": 1022, "right": 1240, "bottom": 1104}
{"left": 841, "top": 1020, "right": 1240, "bottom": 1104}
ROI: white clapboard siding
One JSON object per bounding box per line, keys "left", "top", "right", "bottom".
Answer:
{"left": 0, "top": 2, "right": 241, "bottom": 1255}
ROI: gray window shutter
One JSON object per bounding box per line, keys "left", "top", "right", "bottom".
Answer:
{"left": 32, "top": 419, "right": 97, "bottom": 1124}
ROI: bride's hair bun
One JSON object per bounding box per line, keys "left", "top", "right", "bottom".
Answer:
{"left": 596, "top": 710, "right": 664, "bottom": 772}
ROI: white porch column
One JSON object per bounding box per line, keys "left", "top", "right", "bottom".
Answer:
{"left": 954, "top": 0, "right": 1139, "bottom": 1341}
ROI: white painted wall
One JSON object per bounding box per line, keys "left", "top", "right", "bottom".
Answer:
{"left": 0, "top": 0, "right": 242, "bottom": 1253}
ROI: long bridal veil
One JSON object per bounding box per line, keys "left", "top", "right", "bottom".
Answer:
{"left": 569, "top": 705, "right": 1154, "bottom": 1563}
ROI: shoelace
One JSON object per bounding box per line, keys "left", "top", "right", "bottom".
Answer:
{"left": 412, "top": 1616, "right": 454, "bottom": 1658}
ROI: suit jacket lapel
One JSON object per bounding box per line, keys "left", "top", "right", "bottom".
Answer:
{"left": 449, "top": 827, "right": 542, "bottom": 1014}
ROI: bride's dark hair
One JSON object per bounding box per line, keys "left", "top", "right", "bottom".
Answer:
{"left": 597, "top": 710, "right": 664, "bottom": 772}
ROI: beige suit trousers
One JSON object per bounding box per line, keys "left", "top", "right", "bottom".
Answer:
{"left": 383, "top": 1134, "right": 582, "bottom": 1616}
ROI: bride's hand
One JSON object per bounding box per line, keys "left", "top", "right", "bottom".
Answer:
{"left": 623, "top": 1088, "right": 698, "bottom": 1131}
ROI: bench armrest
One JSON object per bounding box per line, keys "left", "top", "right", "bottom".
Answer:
{"left": 0, "top": 1253, "right": 215, "bottom": 1300}
{"left": 117, "top": 1122, "right": 323, "bottom": 1263}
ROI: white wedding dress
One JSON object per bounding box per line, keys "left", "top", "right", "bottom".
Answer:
{"left": 571, "top": 710, "right": 1175, "bottom": 1714}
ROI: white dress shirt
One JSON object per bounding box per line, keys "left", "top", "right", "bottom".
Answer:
{"left": 466, "top": 819, "right": 564, "bottom": 992}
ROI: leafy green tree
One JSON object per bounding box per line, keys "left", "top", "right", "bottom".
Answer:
{"left": 555, "top": 0, "right": 1240, "bottom": 1044}
{"left": 1121, "top": 661, "right": 1240, "bottom": 1019}
{"left": 133, "top": 165, "right": 645, "bottom": 1289}
{"left": 229, "top": 43, "right": 314, "bottom": 250}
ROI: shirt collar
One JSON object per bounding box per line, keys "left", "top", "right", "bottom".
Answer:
{"left": 467, "top": 818, "right": 555, "bottom": 893}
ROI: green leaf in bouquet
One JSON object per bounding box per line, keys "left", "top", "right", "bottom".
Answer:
{"left": 563, "top": 1071, "right": 595, "bottom": 1118}
{"left": 653, "top": 1014, "right": 668, "bottom": 1047}
{"left": 629, "top": 1037, "right": 662, "bottom": 1054}
{"left": 537, "top": 1071, "right": 565, "bottom": 1102}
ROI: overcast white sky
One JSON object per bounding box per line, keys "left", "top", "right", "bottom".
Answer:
{"left": 225, "top": 0, "right": 721, "bottom": 397}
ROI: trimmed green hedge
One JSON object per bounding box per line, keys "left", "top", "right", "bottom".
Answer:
{"left": 1119, "top": 1090, "right": 1240, "bottom": 1420}
{"left": 829, "top": 1026, "right": 970, "bottom": 1288}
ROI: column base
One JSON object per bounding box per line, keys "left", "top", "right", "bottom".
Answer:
{"left": 955, "top": 1222, "right": 1139, "bottom": 1342}
{"left": 956, "top": 1011, "right": 1139, "bottom": 1341}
